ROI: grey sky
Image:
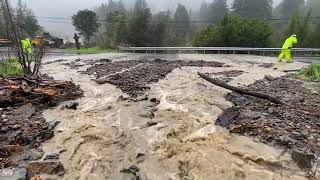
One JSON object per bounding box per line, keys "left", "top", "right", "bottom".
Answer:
{"left": 12, "top": 0, "right": 282, "bottom": 38}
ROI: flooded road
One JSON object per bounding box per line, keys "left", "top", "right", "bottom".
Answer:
{"left": 41, "top": 54, "right": 309, "bottom": 180}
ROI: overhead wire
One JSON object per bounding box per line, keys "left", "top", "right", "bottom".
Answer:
{"left": 36, "top": 15, "right": 320, "bottom": 24}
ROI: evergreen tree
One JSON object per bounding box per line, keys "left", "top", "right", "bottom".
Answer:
{"left": 199, "top": 2, "right": 210, "bottom": 21}
{"left": 276, "top": 0, "right": 305, "bottom": 18}
{"left": 103, "top": 11, "right": 127, "bottom": 48}
{"left": 307, "top": 0, "right": 320, "bottom": 16}
{"left": 208, "top": 0, "right": 228, "bottom": 21}
{"left": 285, "top": 10, "right": 311, "bottom": 47}
{"left": 172, "top": 4, "right": 190, "bottom": 46}
{"left": 126, "top": 0, "right": 152, "bottom": 46}
{"left": 118, "top": 0, "right": 126, "bottom": 12}
{"left": 233, "top": 0, "right": 272, "bottom": 19}
{"left": 310, "top": 22, "right": 320, "bottom": 47}
{"left": 151, "top": 11, "right": 170, "bottom": 46}
{"left": 95, "top": 0, "right": 126, "bottom": 20}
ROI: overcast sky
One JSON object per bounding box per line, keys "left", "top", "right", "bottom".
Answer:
{"left": 11, "top": 0, "right": 282, "bottom": 39}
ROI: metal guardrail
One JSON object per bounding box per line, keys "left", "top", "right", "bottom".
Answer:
{"left": 119, "top": 47, "right": 320, "bottom": 54}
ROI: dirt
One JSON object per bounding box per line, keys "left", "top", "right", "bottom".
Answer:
{"left": 83, "top": 59, "right": 224, "bottom": 97}
{"left": 0, "top": 76, "right": 83, "bottom": 172}
{"left": 216, "top": 75, "right": 320, "bottom": 163}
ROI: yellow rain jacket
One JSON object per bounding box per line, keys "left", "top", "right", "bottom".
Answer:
{"left": 278, "top": 35, "right": 298, "bottom": 63}
{"left": 21, "top": 38, "right": 32, "bottom": 54}
{"left": 282, "top": 36, "right": 298, "bottom": 49}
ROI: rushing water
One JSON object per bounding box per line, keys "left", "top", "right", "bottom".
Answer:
{"left": 41, "top": 54, "right": 309, "bottom": 180}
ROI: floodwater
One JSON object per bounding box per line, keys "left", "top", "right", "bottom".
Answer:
{"left": 41, "top": 54, "right": 309, "bottom": 180}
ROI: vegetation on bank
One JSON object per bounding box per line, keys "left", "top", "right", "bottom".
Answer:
{"left": 298, "top": 64, "right": 320, "bottom": 81}
{"left": 64, "top": 47, "right": 113, "bottom": 54}
{"left": 193, "top": 15, "right": 272, "bottom": 47}
{"left": 74, "top": 0, "right": 320, "bottom": 49}
{"left": 0, "top": 58, "right": 23, "bottom": 76}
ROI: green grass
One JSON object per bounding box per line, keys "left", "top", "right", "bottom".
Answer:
{"left": 0, "top": 58, "right": 23, "bottom": 76}
{"left": 298, "top": 64, "right": 320, "bottom": 82}
{"left": 64, "top": 47, "right": 113, "bottom": 54}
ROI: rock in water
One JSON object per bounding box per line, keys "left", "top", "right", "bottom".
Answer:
{"left": 65, "top": 102, "right": 79, "bottom": 110}
{"left": 43, "top": 153, "right": 59, "bottom": 161}
{"left": 215, "top": 107, "right": 240, "bottom": 128}
{"left": 291, "top": 150, "right": 314, "bottom": 170}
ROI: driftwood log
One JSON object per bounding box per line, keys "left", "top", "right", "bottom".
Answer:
{"left": 197, "top": 72, "right": 285, "bottom": 104}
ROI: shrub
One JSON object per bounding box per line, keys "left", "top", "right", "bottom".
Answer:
{"left": 298, "top": 64, "right": 320, "bottom": 81}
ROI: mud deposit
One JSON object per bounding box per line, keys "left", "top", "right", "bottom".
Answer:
{"left": 83, "top": 59, "right": 224, "bottom": 96}
{"left": 217, "top": 76, "right": 320, "bottom": 166}
{"left": 0, "top": 76, "right": 83, "bottom": 176}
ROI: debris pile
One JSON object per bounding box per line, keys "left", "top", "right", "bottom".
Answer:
{"left": 216, "top": 76, "right": 320, "bottom": 160}
{"left": 0, "top": 76, "right": 83, "bottom": 107}
{"left": 0, "top": 76, "right": 83, "bottom": 178}
{"left": 84, "top": 59, "right": 224, "bottom": 96}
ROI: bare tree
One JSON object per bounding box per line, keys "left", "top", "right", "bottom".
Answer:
{"left": 1, "top": 0, "right": 45, "bottom": 75}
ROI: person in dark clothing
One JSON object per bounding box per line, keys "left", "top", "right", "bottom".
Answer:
{"left": 73, "top": 33, "right": 80, "bottom": 50}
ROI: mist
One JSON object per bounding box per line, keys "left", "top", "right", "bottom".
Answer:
{"left": 13, "top": 0, "right": 282, "bottom": 38}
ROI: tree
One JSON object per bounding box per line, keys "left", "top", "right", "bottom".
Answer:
{"left": 307, "top": 0, "right": 320, "bottom": 16}
{"left": 310, "top": 22, "right": 320, "bottom": 47}
{"left": 72, "top": 9, "right": 99, "bottom": 43}
{"left": 16, "top": 0, "right": 42, "bottom": 37}
{"left": 95, "top": 0, "right": 126, "bottom": 19}
{"left": 102, "top": 11, "right": 128, "bottom": 48}
{"left": 208, "top": 0, "right": 228, "bottom": 21}
{"left": 126, "top": 0, "right": 152, "bottom": 46}
{"left": 233, "top": 0, "right": 272, "bottom": 19}
{"left": 172, "top": 4, "right": 190, "bottom": 46}
{"left": 0, "top": 1, "right": 6, "bottom": 37}
{"left": 199, "top": 2, "right": 210, "bottom": 21}
{"left": 150, "top": 11, "right": 170, "bottom": 46}
{"left": 275, "top": 0, "right": 305, "bottom": 18}
{"left": 285, "top": 10, "right": 311, "bottom": 47}
{"left": 193, "top": 14, "right": 273, "bottom": 47}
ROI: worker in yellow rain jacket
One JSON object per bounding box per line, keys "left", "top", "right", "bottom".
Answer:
{"left": 21, "top": 38, "right": 32, "bottom": 54}
{"left": 278, "top": 34, "right": 297, "bottom": 63}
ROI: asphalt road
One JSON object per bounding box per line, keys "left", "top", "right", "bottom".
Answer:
{"left": 1, "top": 47, "right": 320, "bottom": 63}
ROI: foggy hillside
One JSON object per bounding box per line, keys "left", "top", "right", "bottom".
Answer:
{"left": 14, "top": 0, "right": 282, "bottom": 38}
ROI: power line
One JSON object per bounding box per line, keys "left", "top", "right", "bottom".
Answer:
{"left": 36, "top": 16, "right": 320, "bottom": 25}
{"left": 36, "top": 15, "right": 320, "bottom": 22}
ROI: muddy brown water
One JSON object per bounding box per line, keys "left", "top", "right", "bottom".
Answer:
{"left": 41, "top": 54, "right": 310, "bottom": 180}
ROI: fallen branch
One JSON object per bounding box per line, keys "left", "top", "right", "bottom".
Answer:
{"left": 283, "top": 69, "right": 300, "bottom": 73}
{"left": 197, "top": 72, "right": 285, "bottom": 104}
